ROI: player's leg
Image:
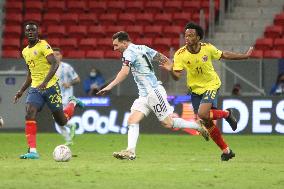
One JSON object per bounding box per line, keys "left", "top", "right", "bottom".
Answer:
{"left": 198, "top": 90, "right": 235, "bottom": 161}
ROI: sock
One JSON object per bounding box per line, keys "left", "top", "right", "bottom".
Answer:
{"left": 127, "top": 123, "right": 139, "bottom": 154}
{"left": 25, "top": 120, "right": 37, "bottom": 152}
{"left": 58, "top": 126, "right": 71, "bottom": 142}
{"left": 206, "top": 121, "right": 228, "bottom": 151}
{"left": 210, "top": 109, "right": 229, "bottom": 120}
{"left": 63, "top": 103, "right": 75, "bottom": 120}
{"left": 172, "top": 118, "right": 201, "bottom": 130}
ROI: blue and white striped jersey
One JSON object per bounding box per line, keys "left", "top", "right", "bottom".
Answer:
{"left": 122, "top": 43, "right": 159, "bottom": 97}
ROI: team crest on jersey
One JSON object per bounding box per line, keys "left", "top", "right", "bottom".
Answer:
{"left": 202, "top": 55, "right": 208, "bottom": 62}
{"left": 33, "top": 50, "right": 38, "bottom": 55}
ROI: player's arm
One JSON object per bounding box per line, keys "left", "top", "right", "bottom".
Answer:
{"left": 37, "top": 54, "right": 59, "bottom": 90}
{"left": 97, "top": 65, "right": 130, "bottom": 96}
{"left": 14, "top": 67, "right": 32, "bottom": 103}
{"left": 221, "top": 47, "right": 253, "bottom": 60}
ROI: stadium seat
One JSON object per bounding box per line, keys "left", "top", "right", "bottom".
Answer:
{"left": 183, "top": 1, "right": 201, "bottom": 13}
{"left": 3, "top": 25, "right": 22, "bottom": 38}
{"left": 264, "top": 25, "right": 283, "bottom": 38}
{"left": 136, "top": 13, "right": 154, "bottom": 26}
{"left": 274, "top": 38, "right": 284, "bottom": 51}
{"left": 118, "top": 13, "right": 136, "bottom": 25}
{"left": 79, "top": 38, "right": 97, "bottom": 50}
{"left": 43, "top": 13, "right": 61, "bottom": 25}
{"left": 125, "top": 1, "right": 144, "bottom": 13}
{"left": 67, "top": 26, "right": 87, "bottom": 38}
{"left": 2, "top": 50, "right": 21, "bottom": 58}
{"left": 125, "top": 25, "right": 143, "bottom": 39}
{"left": 25, "top": 1, "right": 44, "bottom": 13}
{"left": 105, "top": 26, "right": 125, "bottom": 36}
{"left": 274, "top": 13, "right": 284, "bottom": 26}
{"left": 5, "top": 1, "right": 23, "bottom": 13}
{"left": 46, "top": 38, "right": 60, "bottom": 48}
{"left": 78, "top": 13, "right": 98, "bottom": 25}
{"left": 173, "top": 12, "right": 192, "bottom": 26}
{"left": 88, "top": 1, "right": 107, "bottom": 14}
{"left": 46, "top": 26, "right": 66, "bottom": 38}
{"left": 66, "top": 1, "right": 87, "bottom": 13}
{"left": 104, "top": 50, "right": 120, "bottom": 59}
{"left": 86, "top": 50, "right": 105, "bottom": 58}
{"left": 134, "top": 38, "right": 153, "bottom": 46}
{"left": 60, "top": 13, "right": 78, "bottom": 25}
{"left": 5, "top": 13, "right": 23, "bottom": 25}
{"left": 106, "top": 1, "right": 126, "bottom": 13}
{"left": 263, "top": 50, "right": 282, "bottom": 58}
{"left": 163, "top": 25, "right": 183, "bottom": 38}
{"left": 250, "top": 50, "right": 263, "bottom": 58}
{"left": 153, "top": 38, "right": 172, "bottom": 52}
{"left": 164, "top": 1, "right": 182, "bottom": 13}
{"left": 144, "top": 26, "right": 162, "bottom": 38}
{"left": 144, "top": 1, "right": 164, "bottom": 13}
{"left": 97, "top": 38, "right": 113, "bottom": 50}
{"left": 254, "top": 38, "right": 274, "bottom": 51}
{"left": 88, "top": 25, "right": 107, "bottom": 38}
{"left": 154, "top": 13, "right": 173, "bottom": 25}
{"left": 2, "top": 38, "right": 21, "bottom": 50}
{"left": 99, "top": 13, "right": 118, "bottom": 25}
{"left": 59, "top": 38, "right": 78, "bottom": 51}
{"left": 65, "top": 50, "right": 85, "bottom": 58}
{"left": 24, "top": 13, "right": 42, "bottom": 23}
{"left": 45, "top": 0, "right": 66, "bottom": 13}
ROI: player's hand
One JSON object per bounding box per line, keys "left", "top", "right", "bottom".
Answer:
{"left": 96, "top": 86, "right": 112, "bottom": 96}
{"left": 62, "top": 82, "right": 71, "bottom": 88}
{"left": 159, "top": 60, "right": 173, "bottom": 72}
{"left": 246, "top": 46, "right": 254, "bottom": 58}
{"left": 36, "top": 82, "right": 47, "bottom": 91}
{"left": 13, "top": 90, "right": 23, "bottom": 104}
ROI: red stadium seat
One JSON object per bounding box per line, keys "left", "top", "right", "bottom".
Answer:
{"left": 106, "top": 1, "right": 126, "bottom": 13}
{"left": 66, "top": 1, "right": 87, "bottom": 13}
{"left": 274, "top": 13, "right": 284, "bottom": 26}
{"left": 24, "top": 13, "right": 42, "bottom": 23}
{"left": 67, "top": 26, "right": 87, "bottom": 38}
{"left": 88, "top": 25, "right": 106, "bottom": 38}
{"left": 46, "top": 38, "right": 60, "bottom": 47}
{"left": 250, "top": 50, "right": 263, "bottom": 58}
{"left": 263, "top": 50, "right": 282, "bottom": 58}
{"left": 3, "top": 25, "right": 22, "bottom": 38}
{"left": 164, "top": 1, "right": 182, "bottom": 13}
{"left": 105, "top": 26, "right": 125, "bottom": 36}
{"left": 144, "top": 1, "right": 163, "bottom": 13}
{"left": 25, "top": 1, "right": 44, "bottom": 13}
{"left": 86, "top": 50, "right": 105, "bottom": 58}
{"left": 79, "top": 38, "right": 97, "bottom": 50}
{"left": 99, "top": 13, "right": 118, "bottom": 25}
{"left": 60, "top": 13, "right": 78, "bottom": 25}
{"left": 59, "top": 38, "right": 78, "bottom": 51}
{"left": 183, "top": 1, "right": 201, "bottom": 13}
{"left": 125, "top": 25, "right": 143, "bottom": 39}
{"left": 118, "top": 13, "right": 136, "bottom": 25}
{"left": 136, "top": 13, "right": 154, "bottom": 25}
{"left": 2, "top": 50, "right": 21, "bottom": 58}
{"left": 274, "top": 38, "right": 284, "bottom": 50}
{"left": 79, "top": 13, "right": 98, "bottom": 25}
{"left": 45, "top": 0, "right": 66, "bottom": 13}
{"left": 5, "top": 1, "right": 23, "bottom": 13}
{"left": 163, "top": 25, "right": 183, "bottom": 38}
{"left": 88, "top": 1, "right": 107, "bottom": 14}
{"left": 173, "top": 12, "right": 192, "bottom": 26}
{"left": 65, "top": 50, "right": 85, "bottom": 58}
{"left": 104, "top": 50, "right": 120, "bottom": 59}
{"left": 97, "top": 38, "right": 113, "bottom": 50}
{"left": 154, "top": 13, "right": 173, "bottom": 25}
{"left": 134, "top": 38, "right": 153, "bottom": 47}
{"left": 43, "top": 13, "right": 61, "bottom": 25}
{"left": 2, "top": 38, "right": 21, "bottom": 50}
{"left": 5, "top": 13, "right": 23, "bottom": 25}
{"left": 46, "top": 26, "right": 66, "bottom": 38}
{"left": 125, "top": 1, "right": 144, "bottom": 13}
{"left": 264, "top": 25, "right": 283, "bottom": 38}
{"left": 144, "top": 26, "right": 162, "bottom": 38}
{"left": 254, "top": 38, "right": 273, "bottom": 51}
{"left": 153, "top": 38, "right": 172, "bottom": 52}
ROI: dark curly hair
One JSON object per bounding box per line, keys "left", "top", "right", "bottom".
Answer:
{"left": 184, "top": 22, "right": 204, "bottom": 40}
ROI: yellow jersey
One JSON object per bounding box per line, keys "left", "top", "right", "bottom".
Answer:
{"left": 22, "top": 40, "right": 58, "bottom": 88}
{"left": 173, "top": 43, "right": 223, "bottom": 95}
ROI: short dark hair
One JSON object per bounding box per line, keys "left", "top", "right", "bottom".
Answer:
{"left": 24, "top": 21, "right": 39, "bottom": 29}
{"left": 52, "top": 47, "right": 61, "bottom": 52}
{"left": 184, "top": 22, "right": 204, "bottom": 40}
{"left": 112, "top": 31, "right": 131, "bottom": 42}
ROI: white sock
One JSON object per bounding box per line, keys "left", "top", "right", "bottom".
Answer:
{"left": 58, "top": 126, "right": 71, "bottom": 142}
{"left": 172, "top": 118, "right": 201, "bottom": 130}
{"left": 127, "top": 123, "right": 139, "bottom": 154}
{"left": 30, "top": 148, "right": 37, "bottom": 153}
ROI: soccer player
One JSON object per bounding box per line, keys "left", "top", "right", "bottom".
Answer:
{"left": 13, "top": 21, "right": 84, "bottom": 159}
{"left": 160, "top": 22, "right": 253, "bottom": 161}
{"left": 97, "top": 31, "right": 209, "bottom": 160}
{"left": 53, "top": 48, "right": 80, "bottom": 145}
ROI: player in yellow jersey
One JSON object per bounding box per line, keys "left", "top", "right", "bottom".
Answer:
{"left": 13, "top": 21, "right": 84, "bottom": 159}
{"left": 160, "top": 22, "right": 253, "bottom": 161}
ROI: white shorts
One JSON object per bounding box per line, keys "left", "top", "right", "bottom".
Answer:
{"left": 131, "top": 85, "right": 174, "bottom": 121}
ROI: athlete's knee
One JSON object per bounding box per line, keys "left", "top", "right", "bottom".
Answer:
{"left": 161, "top": 118, "right": 173, "bottom": 129}
{"left": 198, "top": 111, "right": 209, "bottom": 120}
{"left": 127, "top": 116, "right": 139, "bottom": 125}
{"left": 25, "top": 109, "right": 37, "bottom": 120}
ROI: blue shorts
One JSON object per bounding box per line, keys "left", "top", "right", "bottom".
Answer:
{"left": 26, "top": 82, "right": 63, "bottom": 112}
{"left": 191, "top": 89, "right": 218, "bottom": 114}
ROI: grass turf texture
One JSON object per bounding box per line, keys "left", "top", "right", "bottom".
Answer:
{"left": 0, "top": 133, "right": 283, "bottom": 189}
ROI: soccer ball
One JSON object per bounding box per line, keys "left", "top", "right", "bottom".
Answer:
{"left": 0, "top": 116, "right": 4, "bottom": 128}
{"left": 53, "top": 145, "right": 72, "bottom": 162}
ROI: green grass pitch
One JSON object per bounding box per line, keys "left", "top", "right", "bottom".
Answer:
{"left": 0, "top": 133, "right": 284, "bottom": 189}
